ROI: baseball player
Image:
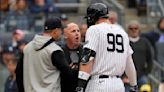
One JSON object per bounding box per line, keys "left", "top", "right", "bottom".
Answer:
{"left": 76, "top": 3, "right": 138, "bottom": 92}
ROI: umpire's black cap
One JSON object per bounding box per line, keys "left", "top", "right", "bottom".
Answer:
{"left": 44, "top": 17, "right": 63, "bottom": 31}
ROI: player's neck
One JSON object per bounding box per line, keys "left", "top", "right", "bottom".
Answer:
{"left": 96, "top": 18, "right": 111, "bottom": 24}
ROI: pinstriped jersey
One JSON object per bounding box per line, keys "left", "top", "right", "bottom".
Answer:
{"left": 84, "top": 22, "right": 133, "bottom": 76}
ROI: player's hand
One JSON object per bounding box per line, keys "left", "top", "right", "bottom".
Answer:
{"left": 129, "top": 85, "right": 138, "bottom": 92}
{"left": 80, "top": 60, "right": 94, "bottom": 73}
{"left": 122, "top": 77, "right": 129, "bottom": 84}
{"left": 75, "top": 87, "right": 84, "bottom": 92}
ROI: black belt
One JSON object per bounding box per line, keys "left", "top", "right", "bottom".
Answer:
{"left": 99, "top": 75, "right": 120, "bottom": 79}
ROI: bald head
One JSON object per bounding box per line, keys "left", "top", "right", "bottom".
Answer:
{"left": 64, "top": 23, "right": 81, "bottom": 49}
{"left": 64, "top": 23, "right": 80, "bottom": 37}
{"left": 64, "top": 23, "right": 79, "bottom": 31}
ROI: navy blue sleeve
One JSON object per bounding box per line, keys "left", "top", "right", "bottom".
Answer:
{"left": 51, "top": 50, "right": 78, "bottom": 78}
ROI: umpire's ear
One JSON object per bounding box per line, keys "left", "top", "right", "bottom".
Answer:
{"left": 63, "top": 27, "right": 68, "bottom": 39}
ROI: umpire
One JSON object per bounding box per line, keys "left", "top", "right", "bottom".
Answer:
{"left": 15, "top": 17, "right": 77, "bottom": 92}
{"left": 61, "top": 23, "right": 83, "bottom": 92}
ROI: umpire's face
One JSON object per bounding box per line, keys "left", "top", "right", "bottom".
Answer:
{"left": 64, "top": 23, "right": 81, "bottom": 46}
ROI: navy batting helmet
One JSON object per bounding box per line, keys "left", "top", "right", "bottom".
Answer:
{"left": 85, "top": 3, "right": 108, "bottom": 27}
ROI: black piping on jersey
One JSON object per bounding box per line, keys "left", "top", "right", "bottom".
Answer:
{"left": 36, "top": 38, "right": 55, "bottom": 51}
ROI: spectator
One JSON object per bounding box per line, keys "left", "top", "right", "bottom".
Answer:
{"left": 108, "top": 10, "right": 118, "bottom": 24}
{"left": 0, "top": 60, "right": 9, "bottom": 92}
{"left": 127, "top": 20, "right": 153, "bottom": 88}
{"left": 3, "top": 29, "right": 25, "bottom": 57}
{"left": 0, "top": 0, "right": 10, "bottom": 12}
{"left": 1, "top": 45, "right": 15, "bottom": 65}
{"left": 142, "top": 17, "right": 164, "bottom": 83}
{"left": 0, "top": 45, "right": 14, "bottom": 92}
{"left": 60, "top": 14, "right": 69, "bottom": 26}
{"left": 28, "top": 0, "right": 59, "bottom": 14}
{"left": 5, "top": 0, "right": 34, "bottom": 32}
{"left": 79, "top": 23, "right": 87, "bottom": 42}
{"left": 61, "top": 23, "right": 82, "bottom": 92}
{"left": 15, "top": 17, "right": 77, "bottom": 92}
{"left": 12, "top": 29, "right": 25, "bottom": 46}
{"left": 5, "top": 57, "right": 18, "bottom": 92}
{"left": 0, "top": 0, "right": 10, "bottom": 27}
{"left": 142, "top": 17, "right": 164, "bottom": 60}
{"left": 56, "top": 14, "right": 69, "bottom": 46}
{"left": 108, "top": 10, "right": 123, "bottom": 28}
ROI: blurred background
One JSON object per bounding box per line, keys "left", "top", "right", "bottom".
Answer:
{"left": 0, "top": 0, "right": 164, "bottom": 92}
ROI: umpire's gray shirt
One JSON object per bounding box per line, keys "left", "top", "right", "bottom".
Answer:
{"left": 23, "top": 34, "right": 62, "bottom": 92}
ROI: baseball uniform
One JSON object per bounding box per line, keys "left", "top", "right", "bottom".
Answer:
{"left": 84, "top": 23, "right": 133, "bottom": 92}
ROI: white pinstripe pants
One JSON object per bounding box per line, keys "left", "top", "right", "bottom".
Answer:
{"left": 85, "top": 76, "right": 125, "bottom": 92}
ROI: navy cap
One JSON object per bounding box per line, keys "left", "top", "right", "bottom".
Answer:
{"left": 2, "top": 45, "right": 14, "bottom": 54}
{"left": 44, "top": 17, "right": 63, "bottom": 31}
{"left": 60, "top": 14, "right": 68, "bottom": 20}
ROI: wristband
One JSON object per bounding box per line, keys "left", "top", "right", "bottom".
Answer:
{"left": 78, "top": 71, "right": 90, "bottom": 80}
